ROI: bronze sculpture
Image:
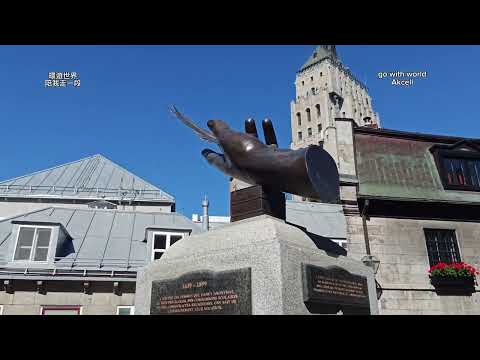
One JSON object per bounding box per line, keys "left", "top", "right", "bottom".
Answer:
{"left": 169, "top": 106, "right": 339, "bottom": 203}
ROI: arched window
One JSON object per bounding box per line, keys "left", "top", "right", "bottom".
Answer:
{"left": 315, "top": 104, "right": 321, "bottom": 118}
{"left": 296, "top": 112, "right": 301, "bottom": 126}
{"left": 308, "top": 128, "right": 312, "bottom": 137}
{"left": 311, "top": 76, "right": 314, "bottom": 81}
{"left": 306, "top": 108, "right": 311, "bottom": 122}
{"left": 342, "top": 112, "right": 346, "bottom": 117}
{"left": 320, "top": 72, "right": 323, "bottom": 77}
{"left": 298, "top": 131, "right": 303, "bottom": 141}
{"left": 318, "top": 124, "right": 322, "bottom": 133}
{"left": 311, "top": 87, "right": 315, "bottom": 95}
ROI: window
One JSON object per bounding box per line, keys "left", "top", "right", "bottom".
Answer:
{"left": 152, "top": 231, "right": 184, "bottom": 261}
{"left": 301, "top": 81, "right": 304, "bottom": 86}
{"left": 296, "top": 112, "right": 301, "bottom": 126}
{"left": 315, "top": 104, "right": 321, "bottom": 118}
{"left": 310, "top": 76, "right": 313, "bottom": 81}
{"left": 41, "top": 306, "right": 81, "bottom": 315}
{"left": 117, "top": 306, "right": 135, "bottom": 315}
{"left": 424, "top": 229, "right": 461, "bottom": 266}
{"left": 441, "top": 156, "right": 480, "bottom": 190}
{"left": 308, "top": 128, "right": 312, "bottom": 137}
{"left": 13, "top": 226, "right": 52, "bottom": 262}
{"left": 298, "top": 131, "right": 303, "bottom": 141}
{"left": 306, "top": 108, "right": 311, "bottom": 122}
{"left": 318, "top": 124, "right": 322, "bottom": 133}
{"left": 311, "top": 87, "right": 315, "bottom": 95}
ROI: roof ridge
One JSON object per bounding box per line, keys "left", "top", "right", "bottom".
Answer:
{"left": 0, "top": 154, "right": 99, "bottom": 185}
{"left": 355, "top": 127, "right": 480, "bottom": 143}
{"left": 0, "top": 154, "right": 175, "bottom": 202}
{"left": 0, "top": 207, "right": 54, "bottom": 224}
{"left": 45, "top": 206, "right": 183, "bottom": 216}
{"left": 97, "top": 154, "right": 175, "bottom": 200}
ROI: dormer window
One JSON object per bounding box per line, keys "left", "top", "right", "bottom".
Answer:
{"left": 431, "top": 141, "right": 480, "bottom": 191}
{"left": 151, "top": 231, "right": 184, "bottom": 261}
{"left": 441, "top": 156, "right": 480, "bottom": 190}
{"left": 13, "top": 226, "right": 53, "bottom": 262}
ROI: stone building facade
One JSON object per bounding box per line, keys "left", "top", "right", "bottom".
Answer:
{"left": 346, "top": 128, "right": 480, "bottom": 314}
{"left": 291, "top": 46, "right": 480, "bottom": 314}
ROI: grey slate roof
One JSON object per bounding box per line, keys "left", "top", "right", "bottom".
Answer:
{"left": 299, "top": 45, "right": 339, "bottom": 72}
{"left": 0, "top": 207, "right": 202, "bottom": 277}
{"left": 285, "top": 200, "right": 347, "bottom": 240}
{"left": 0, "top": 154, "right": 174, "bottom": 203}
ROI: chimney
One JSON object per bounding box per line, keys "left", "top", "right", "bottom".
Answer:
{"left": 202, "top": 196, "right": 209, "bottom": 231}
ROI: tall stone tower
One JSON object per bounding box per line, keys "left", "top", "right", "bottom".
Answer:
{"left": 291, "top": 45, "right": 380, "bottom": 149}
{"left": 290, "top": 45, "right": 380, "bottom": 201}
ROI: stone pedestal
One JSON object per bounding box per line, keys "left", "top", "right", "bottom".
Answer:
{"left": 135, "top": 215, "right": 378, "bottom": 315}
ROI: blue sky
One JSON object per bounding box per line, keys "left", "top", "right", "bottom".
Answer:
{"left": 0, "top": 45, "right": 478, "bottom": 217}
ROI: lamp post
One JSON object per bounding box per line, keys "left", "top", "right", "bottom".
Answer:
{"left": 361, "top": 254, "right": 380, "bottom": 275}
{"left": 361, "top": 254, "right": 382, "bottom": 300}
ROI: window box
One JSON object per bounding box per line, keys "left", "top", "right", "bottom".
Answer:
{"left": 429, "top": 262, "right": 479, "bottom": 295}
{"left": 430, "top": 276, "right": 475, "bottom": 288}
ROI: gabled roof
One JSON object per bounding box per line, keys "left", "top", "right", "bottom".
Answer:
{"left": 0, "top": 207, "right": 202, "bottom": 274}
{"left": 0, "top": 154, "right": 174, "bottom": 203}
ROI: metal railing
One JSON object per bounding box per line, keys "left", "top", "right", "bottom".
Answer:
{"left": 0, "top": 184, "right": 172, "bottom": 201}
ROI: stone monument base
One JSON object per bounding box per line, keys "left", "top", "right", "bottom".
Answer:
{"left": 135, "top": 215, "right": 378, "bottom": 315}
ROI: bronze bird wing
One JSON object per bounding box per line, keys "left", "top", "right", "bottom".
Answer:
{"left": 169, "top": 105, "right": 219, "bottom": 144}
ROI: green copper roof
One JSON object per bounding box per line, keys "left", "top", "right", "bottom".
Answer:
{"left": 299, "top": 45, "right": 339, "bottom": 72}
{"left": 354, "top": 129, "right": 480, "bottom": 204}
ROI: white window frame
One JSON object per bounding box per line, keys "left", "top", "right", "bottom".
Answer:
{"left": 40, "top": 305, "right": 82, "bottom": 315}
{"left": 12, "top": 225, "right": 54, "bottom": 263}
{"left": 151, "top": 231, "right": 185, "bottom": 261}
{"left": 116, "top": 306, "right": 135, "bottom": 315}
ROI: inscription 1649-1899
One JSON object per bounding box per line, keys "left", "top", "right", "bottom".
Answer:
{"left": 150, "top": 268, "right": 252, "bottom": 315}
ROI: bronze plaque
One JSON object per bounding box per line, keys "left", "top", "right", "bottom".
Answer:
{"left": 150, "top": 268, "right": 252, "bottom": 315}
{"left": 302, "top": 264, "right": 370, "bottom": 310}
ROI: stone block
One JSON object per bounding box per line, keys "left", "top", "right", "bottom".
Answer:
{"left": 135, "top": 215, "right": 378, "bottom": 315}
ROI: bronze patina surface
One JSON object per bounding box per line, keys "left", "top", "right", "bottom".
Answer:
{"left": 170, "top": 106, "right": 339, "bottom": 203}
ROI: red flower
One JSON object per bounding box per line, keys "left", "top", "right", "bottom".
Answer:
{"left": 428, "top": 261, "right": 479, "bottom": 278}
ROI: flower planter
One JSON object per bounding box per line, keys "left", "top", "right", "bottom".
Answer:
{"left": 430, "top": 276, "right": 475, "bottom": 288}
{"left": 428, "top": 262, "right": 478, "bottom": 295}
{"left": 430, "top": 276, "right": 476, "bottom": 295}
